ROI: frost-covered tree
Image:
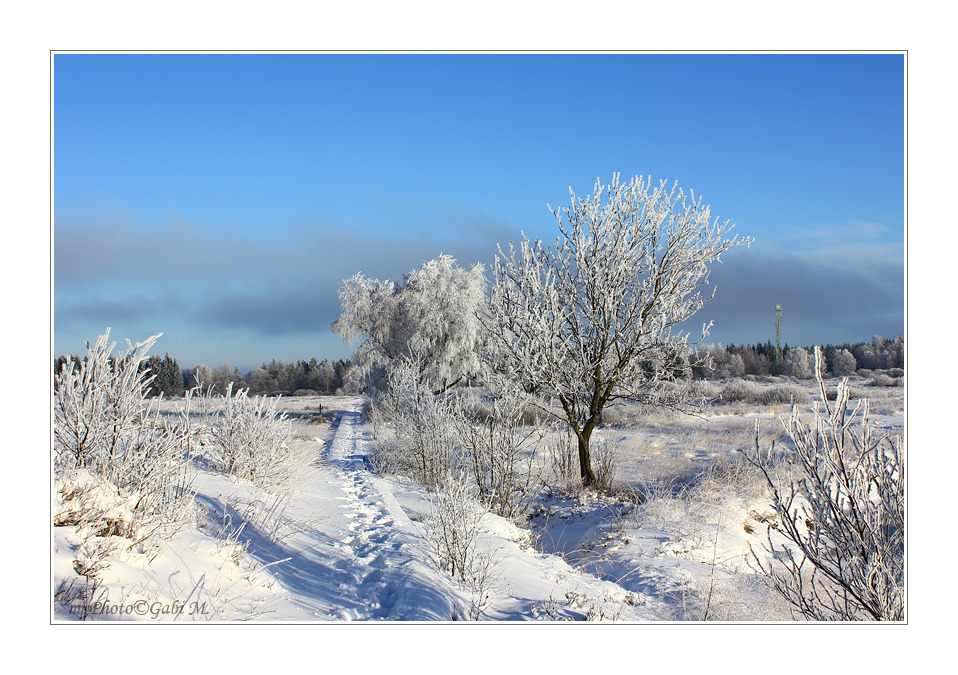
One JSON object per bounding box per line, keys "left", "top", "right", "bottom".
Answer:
{"left": 832, "top": 348, "right": 857, "bottom": 377}
{"left": 727, "top": 353, "right": 746, "bottom": 379}
{"left": 333, "top": 255, "right": 487, "bottom": 393}
{"left": 490, "top": 174, "right": 749, "bottom": 485}
{"left": 784, "top": 346, "right": 811, "bottom": 379}
{"left": 144, "top": 353, "right": 183, "bottom": 397}
{"left": 193, "top": 363, "right": 214, "bottom": 388}
{"left": 315, "top": 359, "right": 336, "bottom": 394}
{"left": 211, "top": 361, "right": 243, "bottom": 392}
{"left": 247, "top": 367, "right": 272, "bottom": 394}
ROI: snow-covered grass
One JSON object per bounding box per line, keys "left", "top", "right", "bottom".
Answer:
{"left": 520, "top": 374, "right": 904, "bottom": 621}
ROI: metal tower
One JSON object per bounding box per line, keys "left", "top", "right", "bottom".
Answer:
{"left": 775, "top": 305, "right": 783, "bottom": 362}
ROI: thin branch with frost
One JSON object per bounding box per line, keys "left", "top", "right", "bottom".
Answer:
{"left": 744, "top": 347, "right": 904, "bottom": 621}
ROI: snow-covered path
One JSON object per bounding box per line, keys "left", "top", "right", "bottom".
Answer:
{"left": 242, "top": 400, "right": 464, "bottom": 620}
{"left": 240, "top": 399, "right": 658, "bottom": 621}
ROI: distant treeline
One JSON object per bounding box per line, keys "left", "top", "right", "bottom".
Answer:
{"left": 208, "top": 358, "right": 355, "bottom": 397}
{"left": 54, "top": 335, "right": 903, "bottom": 397}
{"left": 53, "top": 352, "right": 354, "bottom": 398}
{"left": 692, "top": 336, "right": 904, "bottom": 379}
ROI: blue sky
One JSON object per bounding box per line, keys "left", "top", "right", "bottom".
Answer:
{"left": 54, "top": 53, "right": 904, "bottom": 370}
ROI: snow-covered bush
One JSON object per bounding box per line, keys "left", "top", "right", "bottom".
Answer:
{"left": 590, "top": 437, "right": 618, "bottom": 493}
{"left": 746, "top": 347, "right": 904, "bottom": 621}
{"left": 718, "top": 379, "right": 758, "bottom": 402}
{"left": 689, "top": 379, "right": 722, "bottom": 400}
{"left": 55, "top": 329, "right": 154, "bottom": 471}
{"left": 545, "top": 430, "right": 582, "bottom": 491}
{"left": 370, "top": 352, "right": 458, "bottom": 486}
{"left": 870, "top": 373, "right": 902, "bottom": 387}
{"left": 211, "top": 384, "right": 293, "bottom": 488}
{"left": 53, "top": 329, "right": 193, "bottom": 544}
{"left": 455, "top": 382, "right": 544, "bottom": 520}
{"left": 425, "top": 475, "right": 499, "bottom": 619}
{"left": 542, "top": 431, "right": 618, "bottom": 495}
{"left": 745, "top": 384, "right": 811, "bottom": 407}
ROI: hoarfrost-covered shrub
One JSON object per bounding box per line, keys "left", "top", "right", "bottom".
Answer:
{"left": 746, "top": 347, "right": 904, "bottom": 621}
{"left": 427, "top": 477, "right": 486, "bottom": 581}
{"left": 425, "top": 475, "right": 499, "bottom": 619}
{"left": 689, "top": 379, "right": 722, "bottom": 400}
{"left": 545, "top": 430, "right": 582, "bottom": 492}
{"left": 719, "top": 379, "right": 758, "bottom": 403}
{"left": 53, "top": 329, "right": 193, "bottom": 544}
{"left": 870, "top": 373, "right": 900, "bottom": 387}
{"left": 590, "top": 437, "right": 618, "bottom": 493}
{"left": 370, "top": 352, "right": 458, "bottom": 486}
{"left": 543, "top": 431, "right": 618, "bottom": 494}
{"left": 455, "top": 382, "right": 544, "bottom": 520}
{"left": 211, "top": 384, "right": 293, "bottom": 488}
{"left": 745, "top": 384, "right": 811, "bottom": 407}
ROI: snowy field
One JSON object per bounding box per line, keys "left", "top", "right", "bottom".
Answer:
{"left": 52, "top": 375, "right": 903, "bottom": 623}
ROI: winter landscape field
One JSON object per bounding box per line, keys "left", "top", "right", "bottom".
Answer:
{"left": 53, "top": 168, "right": 906, "bottom": 626}
{"left": 53, "top": 339, "right": 904, "bottom": 623}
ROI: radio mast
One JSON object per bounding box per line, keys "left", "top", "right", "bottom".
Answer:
{"left": 775, "top": 305, "right": 783, "bottom": 362}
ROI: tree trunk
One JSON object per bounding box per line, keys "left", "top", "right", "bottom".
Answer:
{"left": 577, "top": 428, "right": 596, "bottom": 486}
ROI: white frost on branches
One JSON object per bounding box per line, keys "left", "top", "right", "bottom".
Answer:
{"left": 332, "top": 254, "right": 487, "bottom": 393}
{"left": 747, "top": 347, "right": 904, "bottom": 621}
{"left": 211, "top": 383, "right": 293, "bottom": 489}
{"left": 53, "top": 329, "right": 192, "bottom": 543}
{"left": 489, "top": 173, "right": 749, "bottom": 484}
{"left": 369, "top": 351, "right": 460, "bottom": 486}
